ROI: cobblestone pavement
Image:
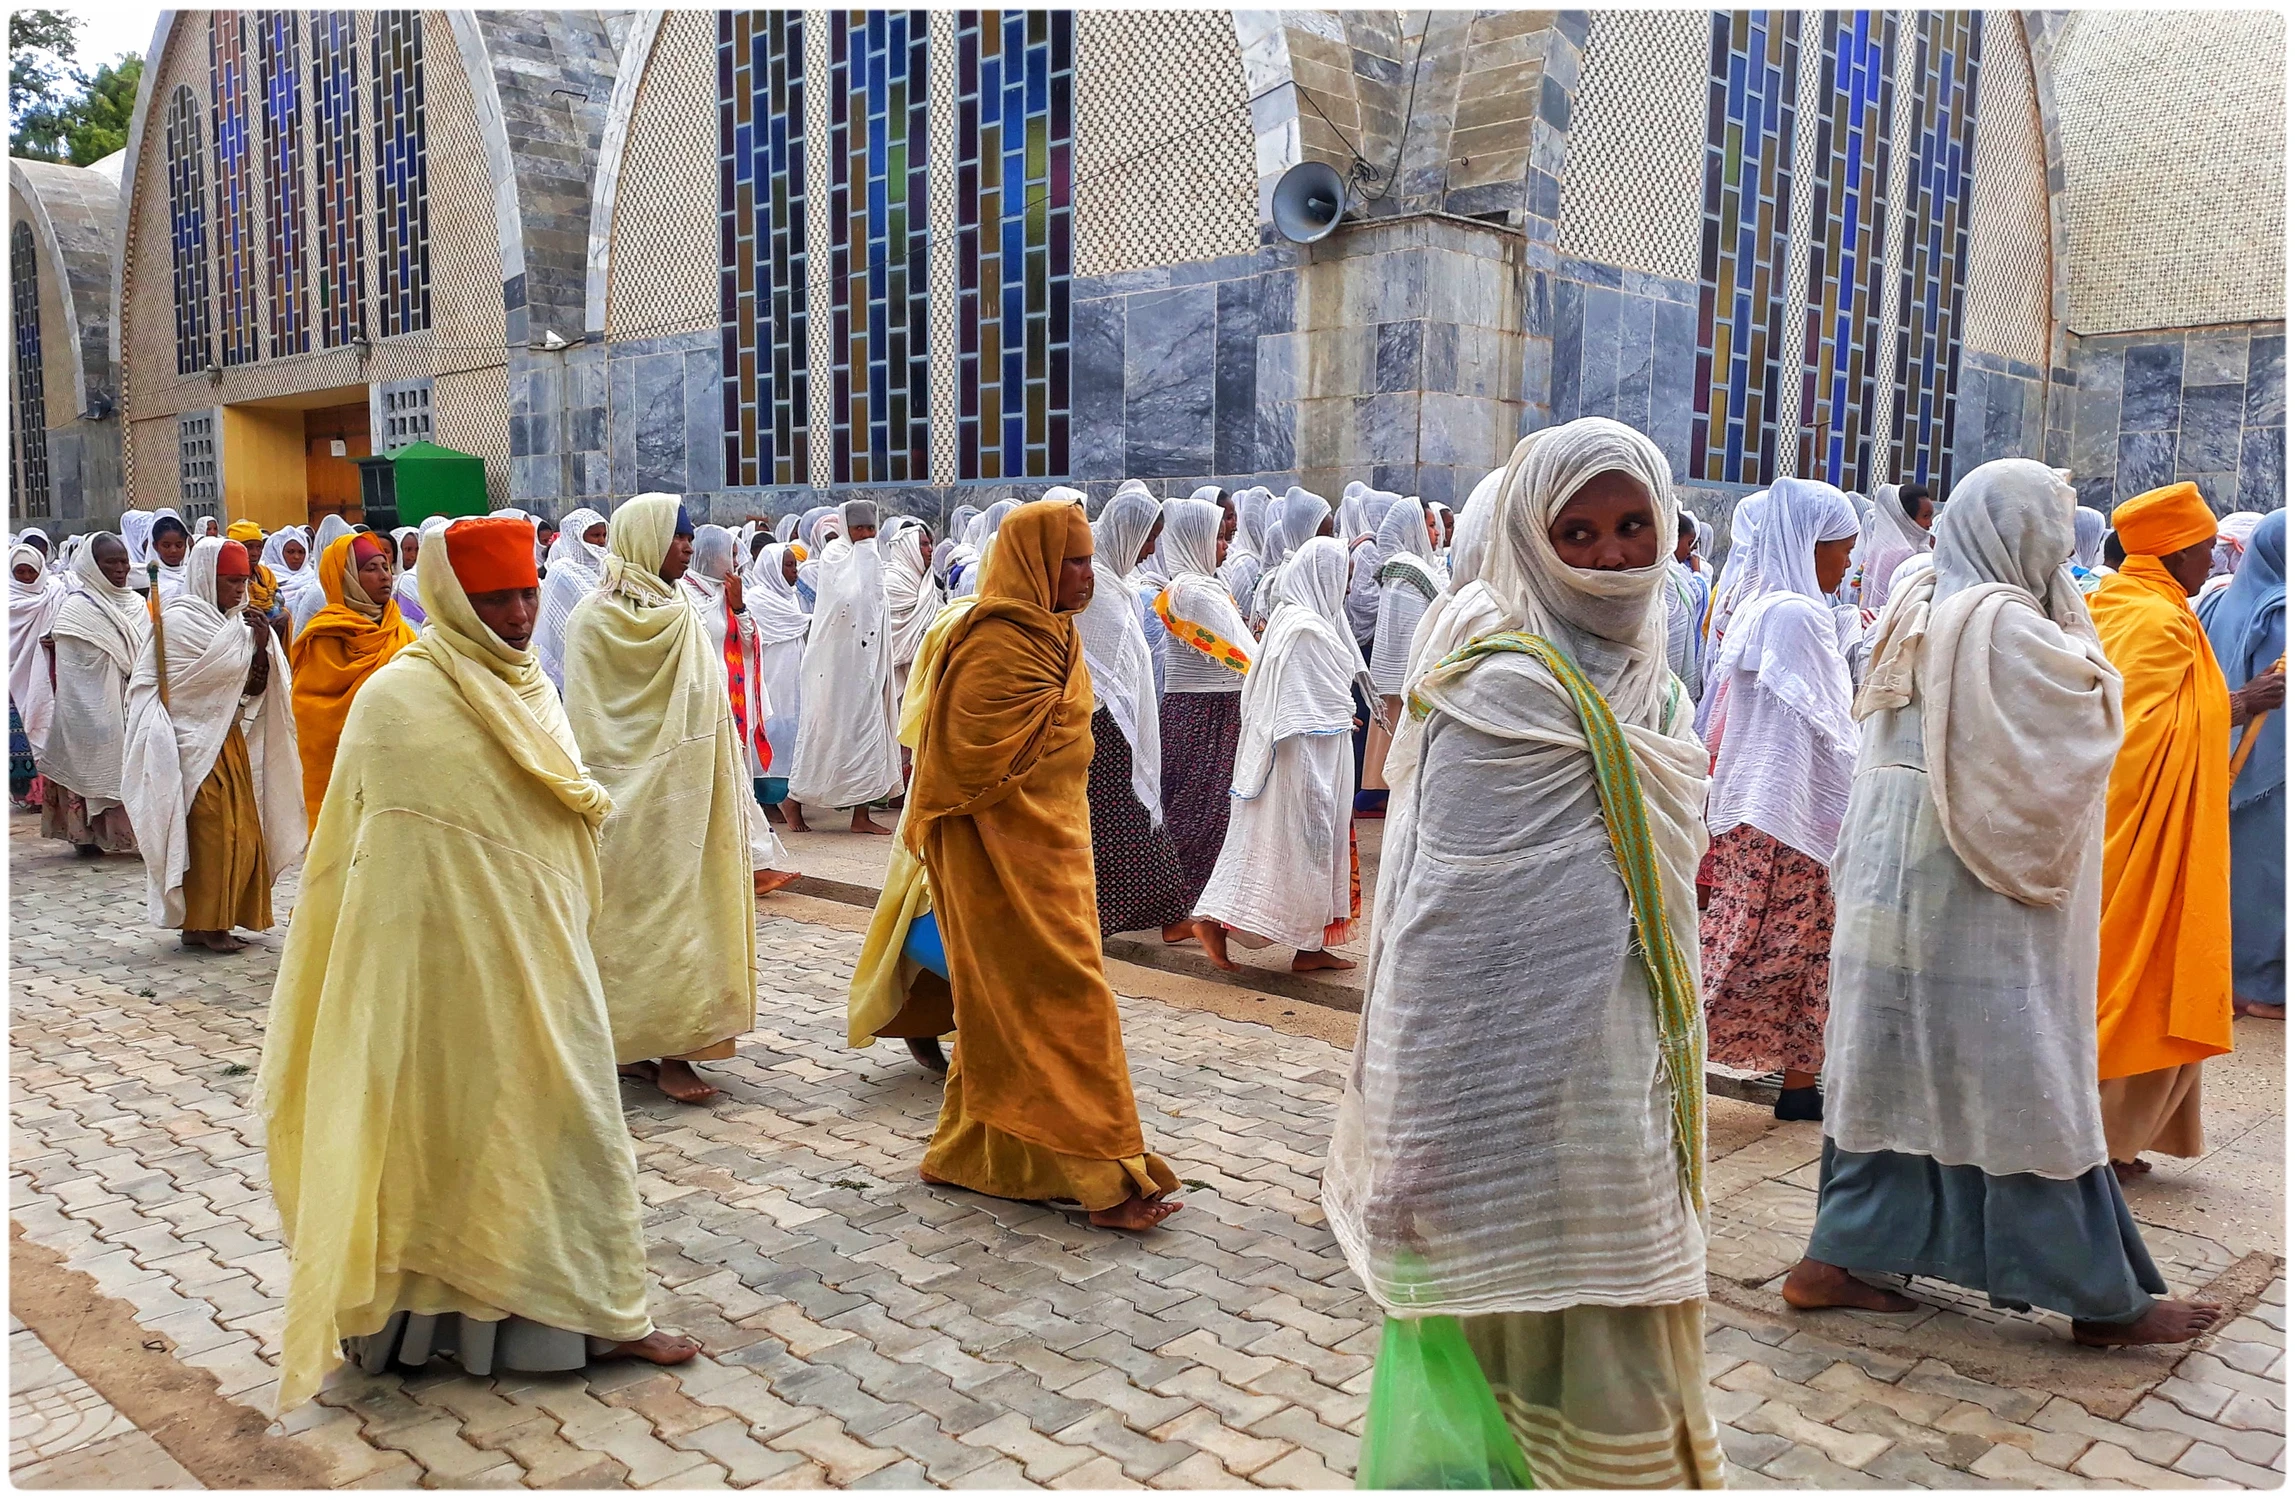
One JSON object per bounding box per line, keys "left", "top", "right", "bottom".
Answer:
{"left": 8, "top": 813, "right": 2286, "bottom": 1489}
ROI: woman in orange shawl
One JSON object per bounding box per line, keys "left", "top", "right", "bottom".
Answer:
{"left": 2088, "top": 482, "right": 2279, "bottom": 1176}
{"left": 905, "top": 498, "right": 1182, "bottom": 1232}
{"left": 290, "top": 532, "right": 417, "bottom": 828}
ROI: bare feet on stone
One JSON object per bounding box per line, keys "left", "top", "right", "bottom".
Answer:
{"left": 782, "top": 802, "right": 810, "bottom": 833}
{"left": 181, "top": 930, "right": 248, "bottom": 953}
{"left": 2073, "top": 1299, "right": 2224, "bottom": 1347}
{"left": 1781, "top": 1257, "right": 1919, "bottom": 1313}
{"left": 850, "top": 809, "right": 892, "bottom": 835}
{"left": 1292, "top": 949, "right": 1354, "bottom": 973}
{"left": 1192, "top": 918, "right": 1238, "bottom": 972}
{"left": 1089, "top": 1194, "right": 1182, "bottom": 1231}
{"left": 753, "top": 868, "right": 802, "bottom": 897}
{"left": 655, "top": 1059, "right": 719, "bottom": 1104}
{"left": 1162, "top": 921, "right": 1196, "bottom": 945}
{"left": 600, "top": 1331, "right": 702, "bottom": 1365}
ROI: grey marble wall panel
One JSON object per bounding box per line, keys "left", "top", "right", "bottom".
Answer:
{"left": 632, "top": 352, "right": 687, "bottom": 494}
{"left": 2177, "top": 384, "right": 2246, "bottom": 475}
{"left": 1551, "top": 279, "right": 1584, "bottom": 424}
{"left": 2115, "top": 429, "right": 2176, "bottom": 500}
{"left": 1375, "top": 321, "right": 1423, "bottom": 394}
{"left": 2119, "top": 343, "right": 2184, "bottom": 432}
{"left": 1422, "top": 321, "right": 1460, "bottom": 394}
{"left": 1215, "top": 279, "right": 1260, "bottom": 477}
{"left": 1616, "top": 295, "right": 1654, "bottom": 435}
{"left": 686, "top": 350, "right": 725, "bottom": 496}
{"left": 2187, "top": 472, "right": 2235, "bottom": 513}
{"left": 2240, "top": 425, "right": 2285, "bottom": 512}
{"left": 1256, "top": 398, "right": 1296, "bottom": 473}
{"left": 2185, "top": 330, "right": 2250, "bottom": 387}
{"left": 1577, "top": 285, "right": 1622, "bottom": 420}
{"left": 1070, "top": 295, "right": 1126, "bottom": 482}
{"left": 1123, "top": 285, "right": 1217, "bottom": 477}
{"left": 1650, "top": 298, "right": 1696, "bottom": 478}
{"left": 2246, "top": 335, "right": 2285, "bottom": 428}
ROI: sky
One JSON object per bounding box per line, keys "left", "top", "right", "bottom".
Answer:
{"left": 64, "top": 4, "right": 161, "bottom": 70}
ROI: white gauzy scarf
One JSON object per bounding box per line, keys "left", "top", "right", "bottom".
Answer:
{"left": 9, "top": 541, "right": 67, "bottom": 752}
{"left": 42, "top": 536, "right": 150, "bottom": 808}
{"left": 881, "top": 521, "right": 941, "bottom": 670}
{"left": 1080, "top": 490, "right": 1165, "bottom": 821}
{"left": 120, "top": 537, "right": 305, "bottom": 925}
{"left": 1231, "top": 538, "right": 1368, "bottom": 800}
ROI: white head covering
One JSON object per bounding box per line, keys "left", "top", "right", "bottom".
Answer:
{"left": 773, "top": 513, "right": 801, "bottom": 544}
{"left": 1158, "top": 498, "right": 1224, "bottom": 581}
{"left": 1338, "top": 481, "right": 1371, "bottom": 544}
{"left": 880, "top": 521, "right": 940, "bottom": 667}
{"left": 9, "top": 541, "right": 67, "bottom": 749}
{"left": 947, "top": 504, "right": 982, "bottom": 543}
{"left": 745, "top": 543, "right": 810, "bottom": 646}
{"left": 1232, "top": 536, "right": 1370, "bottom": 800}
{"left": 533, "top": 507, "right": 609, "bottom": 693}
{"left": 2071, "top": 505, "right": 2109, "bottom": 572}
{"left": 119, "top": 510, "right": 155, "bottom": 569}
{"left": 1856, "top": 481, "right": 1934, "bottom": 610}
{"left": 1080, "top": 491, "right": 1167, "bottom": 820}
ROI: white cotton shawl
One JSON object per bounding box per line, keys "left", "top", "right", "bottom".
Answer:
{"left": 1252, "top": 487, "right": 1333, "bottom": 627}
{"left": 261, "top": 527, "right": 316, "bottom": 603}
{"left": 42, "top": 537, "right": 150, "bottom": 810}
{"left": 120, "top": 537, "right": 305, "bottom": 926}
{"left": 1232, "top": 538, "right": 1365, "bottom": 799}
{"left": 881, "top": 522, "right": 940, "bottom": 670}
{"left": 289, "top": 515, "right": 355, "bottom": 635}
{"left": 1158, "top": 497, "right": 1258, "bottom": 693}
{"left": 120, "top": 509, "right": 155, "bottom": 568}
{"left": 1343, "top": 493, "right": 1408, "bottom": 642}
{"left": 1858, "top": 482, "right": 1933, "bottom": 611}
{"left": 560, "top": 495, "right": 759, "bottom": 1062}
{"left": 743, "top": 544, "right": 810, "bottom": 646}
{"left": 1218, "top": 486, "right": 1272, "bottom": 613}
{"left": 1389, "top": 465, "right": 1514, "bottom": 771}
{"left": 1704, "top": 475, "right": 1860, "bottom": 863}
{"left": 10, "top": 542, "right": 67, "bottom": 753}
{"left": 1367, "top": 503, "right": 1447, "bottom": 697}
{"left": 1825, "top": 463, "right": 2122, "bottom": 1181}
{"left": 147, "top": 508, "right": 192, "bottom": 600}
{"left": 1325, "top": 416, "right": 1711, "bottom": 1318}
{"left": 536, "top": 508, "right": 607, "bottom": 693}
{"left": 1082, "top": 490, "right": 1166, "bottom": 821}
{"left": 787, "top": 527, "right": 902, "bottom": 808}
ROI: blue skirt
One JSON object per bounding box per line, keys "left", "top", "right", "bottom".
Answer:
{"left": 1806, "top": 1141, "right": 2166, "bottom": 1325}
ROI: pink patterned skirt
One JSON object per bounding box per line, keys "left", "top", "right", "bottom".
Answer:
{"left": 1699, "top": 822, "right": 1833, "bottom": 1074}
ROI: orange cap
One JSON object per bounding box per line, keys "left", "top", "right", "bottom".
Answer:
{"left": 445, "top": 517, "right": 541, "bottom": 593}
{"left": 2110, "top": 482, "right": 2218, "bottom": 558}
{"left": 214, "top": 540, "right": 252, "bottom": 578}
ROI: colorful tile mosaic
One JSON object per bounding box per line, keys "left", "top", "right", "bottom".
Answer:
{"left": 208, "top": 14, "right": 260, "bottom": 367}
{"left": 956, "top": 9, "right": 1073, "bottom": 481}
{"left": 718, "top": 9, "right": 812, "bottom": 488}
{"left": 372, "top": 10, "right": 430, "bottom": 339}
{"left": 1795, "top": 10, "right": 1898, "bottom": 490}
{"left": 1692, "top": 10, "right": 1801, "bottom": 486}
{"left": 163, "top": 84, "right": 214, "bottom": 376}
{"left": 11, "top": 221, "right": 51, "bottom": 518}
{"left": 828, "top": 11, "right": 930, "bottom": 484}
{"left": 1890, "top": 10, "right": 1984, "bottom": 488}
{"left": 311, "top": 12, "right": 364, "bottom": 349}
{"left": 256, "top": 10, "right": 309, "bottom": 358}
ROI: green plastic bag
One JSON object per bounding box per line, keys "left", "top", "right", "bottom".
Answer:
{"left": 1356, "top": 1312, "right": 1535, "bottom": 1489}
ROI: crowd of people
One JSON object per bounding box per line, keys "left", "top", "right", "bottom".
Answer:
{"left": 4, "top": 436, "right": 2281, "bottom": 1483}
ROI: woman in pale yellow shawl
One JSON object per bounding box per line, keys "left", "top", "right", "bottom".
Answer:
{"left": 259, "top": 516, "right": 696, "bottom": 1413}
{"left": 906, "top": 498, "right": 1182, "bottom": 1231}
{"left": 561, "top": 493, "right": 758, "bottom": 1105}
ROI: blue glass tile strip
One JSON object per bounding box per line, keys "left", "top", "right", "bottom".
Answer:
{"left": 720, "top": 11, "right": 809, "bottom": 487}
{"left": 1796, "top": 10, "right": 1897, "bottom": 488}
{"left": 311, "top": 13, "right": 363, "bottom": 349}
{"left": 956, "top": 10, "right": 1071, "bottom": 481}
{"left": 209, "top": 14, "right": 260, "bottom": 366}
{"left": 372, "top": 11, "right": 430, "bottom": 338}
{"left": 1692, "top": 11, "right": 1801, "bottom": 485}
{"left": 258, "top": 11, "right": 308, "bottom": 357}
{"left": 12, "top": 222, "right": 51, "bottom": 514}
{"left": 829, "top": 12, "right": 928, "bottom": 483}
{"left": 164, "top": 85, "right": 213, "bottom": 375}
{"left": 1890, "top": 11, "right": 1983, "bottom": 488}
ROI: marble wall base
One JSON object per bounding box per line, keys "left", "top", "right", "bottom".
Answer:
{"left": 2062, "top": 322, "right": 2284, "bottom": 516}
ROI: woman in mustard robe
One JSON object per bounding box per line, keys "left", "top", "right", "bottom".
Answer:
{"left": 904, "top": 498, "right": 1182, "bottom": 1231}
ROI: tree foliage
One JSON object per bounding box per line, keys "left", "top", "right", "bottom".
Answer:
{"left": 10, "top": 9, "right": 142, "bottom": 167}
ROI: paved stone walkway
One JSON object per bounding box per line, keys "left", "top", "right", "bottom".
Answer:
{"left": 8, "top": 814, "right": 2286, "bottom": 1488}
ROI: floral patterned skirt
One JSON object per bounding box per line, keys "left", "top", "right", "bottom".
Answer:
{"left": 1700, "top": 822, "right": 1833, "bottom": 1074}
{"left": 1085, "top": 707, "right": 1192, "bottom": 938}
{"left": 1158, "top": 690, "right": 1242, "bottom": 909}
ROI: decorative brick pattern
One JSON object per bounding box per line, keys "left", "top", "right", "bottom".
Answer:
{"left": 605, "top": 9, "right": 718, "bottom": 345}
{"left": 1556, "top": 10, "right": 1706, "bottom": 284}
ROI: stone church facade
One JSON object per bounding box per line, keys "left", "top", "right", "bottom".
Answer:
{"left": 10, "top": 9, "right": 2284, "bottom": 537}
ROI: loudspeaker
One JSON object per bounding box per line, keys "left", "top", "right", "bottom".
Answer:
{"left": 1271, "top": 161, "right": 1348, "bottom": 244}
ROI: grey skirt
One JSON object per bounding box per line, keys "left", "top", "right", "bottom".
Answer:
{"left": 347, "top": 1311, "right": 617, "bottom": 1379}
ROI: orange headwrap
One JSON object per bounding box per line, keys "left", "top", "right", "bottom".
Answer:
{"left": 444, "top": 517, "right": 541, "bottom": 593}
{"left": 214, "top": 540, "right": 252, "bottom": 578}
{"left": 2111, "top": 482, "right": 2218, "bottom": 559}
{"left": 350, "top": 533, "right": 389, "bottom": 564}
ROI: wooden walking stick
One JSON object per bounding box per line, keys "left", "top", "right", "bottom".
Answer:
{"left": 2230, "top": 652, "right": 2285, "bottom": 784}
{"left": 146, "top": 561, "right": 170, "bottom": 711}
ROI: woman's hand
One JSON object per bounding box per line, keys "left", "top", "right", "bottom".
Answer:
{"left": 725, "top": 567, "right": 746, "bottom": 615}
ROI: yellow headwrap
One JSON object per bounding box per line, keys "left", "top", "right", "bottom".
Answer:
{"left": 2111, "top": 482, "right": 2218, "bottom": 558}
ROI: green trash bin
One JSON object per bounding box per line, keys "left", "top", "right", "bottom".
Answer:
{"left": 381, "top": 441, "right": 492, "bottom": 529}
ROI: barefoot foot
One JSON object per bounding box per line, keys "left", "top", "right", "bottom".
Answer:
{"left": 599, "top": 1331, "right": 702, "bottom": 1365}
{"left": 850, "top": 810, "right": 892, "bottom": 835}
{"left": 2073, "top": 1299, "right": 2224, "bottom": 1347}
{"left": 1161, "top": 921, "right": 1197, "bottom": 945}
{"left": 754, "top": 868, "right": 803, "bottom": 897}
{"left": 1089, "top": 1194, "right": 1183, "bottom": 1231}
{"left": 1291, "top": 949, "right": 1355, "bottom": 973}
{"left": 783, "top": 802, "right": 810, "bottom": 833}
{"left": 617, "top": 1060, "right": 661, "bottom": 1086}
{"left": 1780, "top": 1258, "right": 1919, "bottom": 1313}
{"left": 655, "top": 1059, "right": 720, "bottom": 1105}
{"left": 1192, "top": 919, "right": 1238, "bottom": 972}
{"left": 2234, "top": 997, "right": 2284, "bottom": 1020}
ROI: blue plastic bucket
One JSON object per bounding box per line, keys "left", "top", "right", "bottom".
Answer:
{"left": 901, "top": 911, "right": 949, "bottom": 979}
